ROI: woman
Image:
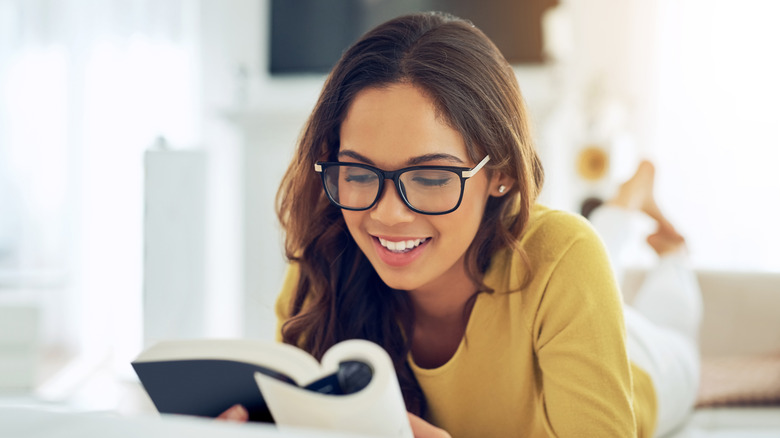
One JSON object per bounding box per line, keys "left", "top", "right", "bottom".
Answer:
{"left": 231, "top": 12, "right": 700, "bottom": 437}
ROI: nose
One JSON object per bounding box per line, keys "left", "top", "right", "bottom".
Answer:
{"left": 369, "top": 181, "right": 415, "bottom": 225}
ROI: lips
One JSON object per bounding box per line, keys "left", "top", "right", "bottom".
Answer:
{"left": 371, "top": 235, "right": 430, "bottom": 267}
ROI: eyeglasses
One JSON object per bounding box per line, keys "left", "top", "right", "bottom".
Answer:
{"left": 314, "top": 155, "right": 490, "bottom": 215}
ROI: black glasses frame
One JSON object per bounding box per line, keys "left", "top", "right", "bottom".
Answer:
{"left": 314, "top": 155, "right": 490, "bottom": 215}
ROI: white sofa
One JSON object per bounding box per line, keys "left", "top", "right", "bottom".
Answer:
{"left": 624, "top": 269, "right": 780, "bottom": 357}
{"left": 624, "top": 269, "right": 780, "bottom": 437}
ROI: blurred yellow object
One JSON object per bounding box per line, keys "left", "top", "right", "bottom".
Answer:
{"left": 577, "top": 146, "right": 609, "bottom": 181}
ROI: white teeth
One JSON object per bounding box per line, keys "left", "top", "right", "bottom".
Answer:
{"left": 378, "top": 237, "right": 427, "bottom": 252}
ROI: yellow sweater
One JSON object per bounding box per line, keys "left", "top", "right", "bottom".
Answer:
{"left": 276, "top": 205, "right": 657, "bottom": 437}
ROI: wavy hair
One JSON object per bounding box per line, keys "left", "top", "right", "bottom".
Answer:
{"left": 275, "top": 11, "right": 544, "bottom": 415}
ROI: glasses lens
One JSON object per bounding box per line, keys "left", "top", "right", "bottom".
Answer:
{"left": 323, "top": 164, "right": 380, "bottom": 209}
{"left": 400, "top": 169, "right": 462, "bottom": 213}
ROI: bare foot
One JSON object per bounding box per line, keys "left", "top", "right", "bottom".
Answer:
{"left": 608, "top": 160, "right": 689, "bottom": 256}
{"left": 608, "top": 160, "right": 677, "bottom": 229}
{"left": 607, "top": 160, "right": 655, "bottom": 210}
{"left": 646, "top": 223, "right": 686, "bottom": 256}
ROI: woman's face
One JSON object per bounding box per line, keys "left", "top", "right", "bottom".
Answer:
{"left": 338, "top": 83, "right": 498, "bottom": 294}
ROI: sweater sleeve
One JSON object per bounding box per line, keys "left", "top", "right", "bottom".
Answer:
{"left": 534, "top": 229, "right": 637, "bottom": 437}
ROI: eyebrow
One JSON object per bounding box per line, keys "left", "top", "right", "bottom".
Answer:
{"left": 337, "top": 150, "right": 466, "bottom": 166}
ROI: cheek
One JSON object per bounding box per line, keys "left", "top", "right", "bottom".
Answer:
{"left": 436, "top": 189, "right": 490, "bottom": 245}
{"left": 341, "top": 211, "right": 365, "bottom": 240}
{"left": 457, "top": 182, "right": 491, "bottom": 223}
{"left": 342, "top": 210, "right": 357, "bottom": 228}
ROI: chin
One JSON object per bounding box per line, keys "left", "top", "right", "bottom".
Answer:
{"left": 374, "top": 272, "right": 416, "bottom": 291}
{"left": 370, "top": 266, "right": 428, "bottom": 292}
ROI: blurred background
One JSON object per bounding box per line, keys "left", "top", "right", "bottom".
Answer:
{"left": 0, "top": 0, "right": 779, "bottom": 415}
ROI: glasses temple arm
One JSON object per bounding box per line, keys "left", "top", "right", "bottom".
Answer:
{"left": 461, "top": 155, "right": 490, "bottom": 178}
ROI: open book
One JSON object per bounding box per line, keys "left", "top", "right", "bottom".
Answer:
{"left": 132, "top": 338, "right": 413, "bottom": 438}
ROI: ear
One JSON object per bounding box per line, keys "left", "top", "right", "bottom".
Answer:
{"left": 489, "top": 172, "right": 515, "bottom": 197}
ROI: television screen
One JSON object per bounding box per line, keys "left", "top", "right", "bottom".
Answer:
{"left": 269, "top": 0, "right": 557, "bottom": 75}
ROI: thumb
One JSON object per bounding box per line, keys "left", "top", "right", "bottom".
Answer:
{"left": 407, "top": 412, "right": 451, "bottom": 438}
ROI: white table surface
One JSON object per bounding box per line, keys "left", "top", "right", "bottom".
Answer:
{"left": 3, "top": 404, "right": 780, "bottom": 438}
{"left": 0, "top": 406, "right": 380, "bottom": 438}
{"left": 667, "top": 407, "right": 780, "bottom": 438}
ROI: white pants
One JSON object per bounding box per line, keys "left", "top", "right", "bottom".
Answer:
{"left": 589, "top": 206, "right": 702, "bottom": 437}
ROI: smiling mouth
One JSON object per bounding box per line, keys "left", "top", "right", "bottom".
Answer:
{"left": 377, "top": 237, "right": 430, "bottom": 253}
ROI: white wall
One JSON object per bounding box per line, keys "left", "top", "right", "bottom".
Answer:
{"left": 198, "top": 0, "right": 321, "bottom": 340}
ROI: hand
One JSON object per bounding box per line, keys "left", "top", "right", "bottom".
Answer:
{"left": 407, "top": 412, "right": 451, "bottom": 438}
{"left": 216, "top": 404, "right": 249, "bottom": 422}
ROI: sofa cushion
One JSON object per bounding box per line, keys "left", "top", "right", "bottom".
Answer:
{"left": 696, "top": 354, "right": 780, "bottom": 407}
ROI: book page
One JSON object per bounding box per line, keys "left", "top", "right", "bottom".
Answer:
{"left": 255, "top": 340, "right": 413, "bottom": 438}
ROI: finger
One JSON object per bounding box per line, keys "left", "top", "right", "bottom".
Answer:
{"left": 407, "top": 412, "right": 451, "bottom": 438}
{"left": 216, "top": 404, "right": 249, "bottom": 422}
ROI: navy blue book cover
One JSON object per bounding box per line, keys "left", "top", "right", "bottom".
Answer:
{"left": 132, "top": 359, "right": 294, "bottom": 422}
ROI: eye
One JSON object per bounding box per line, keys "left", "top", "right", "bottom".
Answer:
{"left": 412, "top": 176, "right": 453, "bottom": 187}
{"left": 343, "top": 169, "right": 378, "bottom": 184}
{"left": 408, "top": 170, "right": 456, "bottom": 187}
{"left": 345, "top": 174, "right": 375, "bottom": 183}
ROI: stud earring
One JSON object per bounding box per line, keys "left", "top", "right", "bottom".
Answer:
{"left": 498, "top": 185, "right": 506, "bottom": 194}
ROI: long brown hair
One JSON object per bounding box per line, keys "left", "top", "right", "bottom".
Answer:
{"left": 275, "top": 11, "right": 544, "bottom": 415}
